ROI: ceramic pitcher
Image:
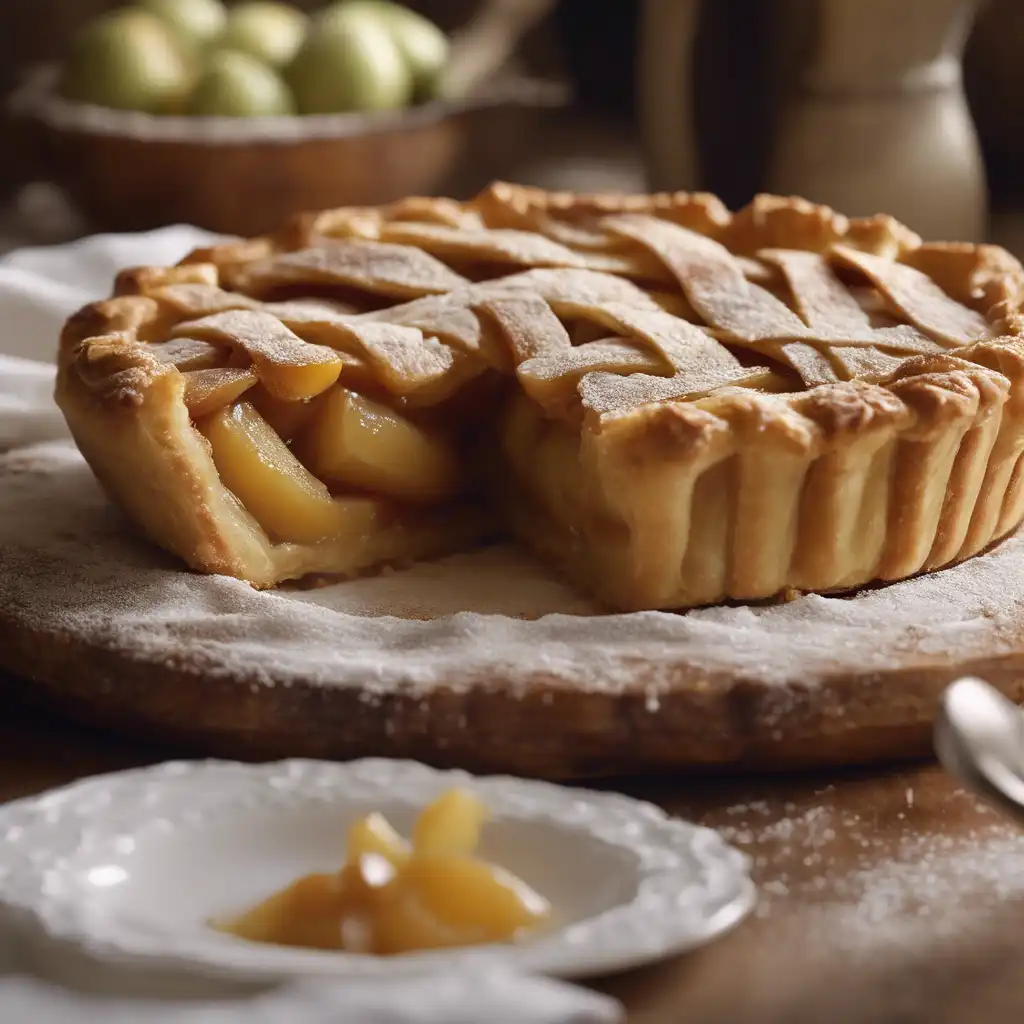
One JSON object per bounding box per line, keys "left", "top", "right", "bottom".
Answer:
{"left": 639, "top": 0, "right": 986, "bottom": 241}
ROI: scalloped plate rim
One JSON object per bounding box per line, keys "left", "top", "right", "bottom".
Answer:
{"left": 0, "top": 758, "right": 756, "bottom": 982}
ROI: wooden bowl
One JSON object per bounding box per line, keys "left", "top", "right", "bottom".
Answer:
{"left": 10, "top": 66, "right": 567, "bottom": 236}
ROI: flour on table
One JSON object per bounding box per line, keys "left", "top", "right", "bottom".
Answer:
{"left": 718, "top": 789, "right": 1024, "bottom": 954}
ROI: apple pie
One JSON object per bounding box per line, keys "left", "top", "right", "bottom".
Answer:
{"left": 56, "top": 183, "right": 1024, "bottom": 610}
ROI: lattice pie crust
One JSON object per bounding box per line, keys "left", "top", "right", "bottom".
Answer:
{"left": 56, "top": 183, "right": 1024, "bottom": 611}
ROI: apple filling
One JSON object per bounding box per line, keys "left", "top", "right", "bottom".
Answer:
{"left": 193, "top": 391, "right": 467, "bottom": 549}
{"left": 161, "top": 314, "right": 468, "bottom": 555}
{"left": 294, "top": 387, "right": 464, "bottom": 503}
{"left": 199, "top": 400, "right": 385, "bottom": 546}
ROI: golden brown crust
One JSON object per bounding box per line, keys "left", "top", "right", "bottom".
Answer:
{"left": 54, "top": 182, "right": 1024, "bottom": 610}
{"left": 902, "top": 242, "right": 1024, "bottom": 313}
{"left": 472, "top": 180, "right": 733, "bottom": 238}
{"left": 719, "top": 193, "right": 921, "bottom": 258}
{"left": 114, "top": 263, "right": 219, "bottom": 297}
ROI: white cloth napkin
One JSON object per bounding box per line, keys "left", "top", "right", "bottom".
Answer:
{"left": 0, "top": 230, "right": 623, "bottom": 1024}
{"left": 0, "top": 225, "right": 218, "bottom": 449}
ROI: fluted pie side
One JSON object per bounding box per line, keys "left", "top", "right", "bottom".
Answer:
{"left": 55, "top": 183, "right": 1024, "bottom": 610}
{"left": 499, "top": 352, "right": 1024, "bottom": 609}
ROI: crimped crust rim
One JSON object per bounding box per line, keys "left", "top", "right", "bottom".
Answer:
{"left": 60, "top": 183, "right": 1024, "bottom": 455}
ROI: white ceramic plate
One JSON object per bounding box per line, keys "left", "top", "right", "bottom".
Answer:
{"left": 0, "top": 759, "right": 754, "bottom": 982}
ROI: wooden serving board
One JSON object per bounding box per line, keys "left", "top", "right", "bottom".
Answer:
{"left": 3, "top": 440, "right": 1024, "bottom": 779}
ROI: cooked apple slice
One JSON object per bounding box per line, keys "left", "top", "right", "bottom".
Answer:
{"left": 248, "top": 385, "right": 326, "bottom": 442}
{"left": 247, "top": 358, "right": 388, "bottom": 443}
{"left": 371, "top": 881, "right": 467, "bottom": 956}
{"left": 412, "top": 789, "right": 487, "bottom": 857}
{"left": 200, "top": 400, "right": 378, "bottom": 544}
{"left": 214, "top": 864, "right": 382, "bottom": 951}
{"left": 296, "top": 387, "right": 464, "bottom": 503}
{"left": 183, "top": 368, "right": 258, "bottom": 417}
{"left": 411, "top": 856, "right": 550, "bottom": 939}
{"left": 348, "top": 812, "right": 411, "bottom": 867}
{"left": 214, "top": 872, "right": 347, "bottom": 949}
{"left": 373, "top": 855, "right": 550, "bottom": 954}
{"left": 174, "top": 310, "right": 343, "bottom": 400}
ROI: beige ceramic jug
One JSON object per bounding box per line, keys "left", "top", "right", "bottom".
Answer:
{"left": 639, "top": 0, "right": 987, "bottom": 241}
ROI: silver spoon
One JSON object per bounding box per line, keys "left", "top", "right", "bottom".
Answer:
{"left": 934, "top": 676, "right": 1024, "bottom": 828}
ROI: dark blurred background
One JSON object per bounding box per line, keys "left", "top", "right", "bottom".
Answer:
{"left": 2, "top": 0, "right": 1024, "bottom": 251}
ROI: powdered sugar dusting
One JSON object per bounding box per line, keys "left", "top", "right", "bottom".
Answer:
{"left": 2, "top": 441, "right": 1024, "bottom": 700}
{"left": 711, "top": 778, "right": 1024, "bottom": 955}
{"left": 287, "top": 547, "right": 598, "bottom": 619}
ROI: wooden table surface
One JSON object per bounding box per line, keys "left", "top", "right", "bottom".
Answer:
{"left": 4, "top": 680, "right": 1024, "bottom": 1022}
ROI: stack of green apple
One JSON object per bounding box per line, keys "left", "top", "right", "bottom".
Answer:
{"left": 59, "top": 0, "right": 451, "bottom": 118}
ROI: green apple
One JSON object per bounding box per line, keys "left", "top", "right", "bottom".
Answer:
{"left": 287, "top": 4, "right": 412, "bottom": 114}
{"left": 187, "top": 50, "right": 295, "bottom": 116}
{"left": 140, "top": 0, "right": 227, "bottom": 48}
{"left": 341, "top": 1, "right": 449, "bottom": 100}
{"left": 218, "top": 2, "right": 308, "bottom": 69}
{"left": 60, "top": 9, "right": 195, "bottom": 114}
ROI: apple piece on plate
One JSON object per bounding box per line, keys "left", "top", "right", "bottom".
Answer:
{"left": 412, "top": 788, "right": 487, "bottom": 857}
{"left": 405, "top": 855, "right": 551, "bottom": 939}
{"left": 372, "top": 856, "right": 550, "bottom": 954}
{"left": 348, "top": 812, "right": 411, "bottom": 867}
{"left": 217, "top": 872, "right": 346, "bottom": 949}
